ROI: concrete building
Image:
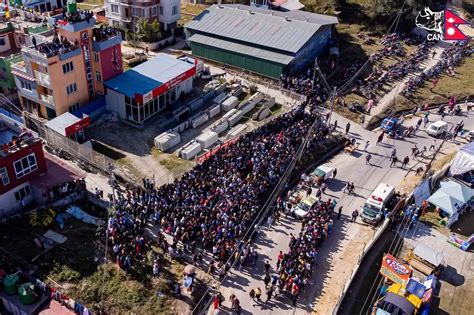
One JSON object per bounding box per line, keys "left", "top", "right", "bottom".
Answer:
{"left": 0, "top": 110, "right": 47, "bottom": 215}
{"left": 105, "top": 0, "right": 180, "bottom": 32}
{"left": 8, "top": 0, "right": 68, "bottom": 13}
{"left": 185, "top": 4, "right": 338, "bottom": 79}
{"left": 11, "top": 5, "right": 122, "bottom": 120}
{"left": 104, "top": 53, "right": 195, "bottom": 126}
{"left": 0, "top": 22, "right": 22, "bottom": 96}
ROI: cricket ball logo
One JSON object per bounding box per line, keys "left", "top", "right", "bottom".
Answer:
{"left": 416, "top": 7, "right": 470, "bottom": 41}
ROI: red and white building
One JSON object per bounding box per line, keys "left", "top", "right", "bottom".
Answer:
{"left": 104, "top": 53, "right": 196, "bottom": 127}
{"left": 0, "top": 111, "right": 47, "bottom": 216}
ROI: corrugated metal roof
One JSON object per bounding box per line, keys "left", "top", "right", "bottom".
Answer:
{"left": 189, "top": 34, "right": 294, "bottom": 65}
{"left": 185, "top": 5, "right": 338, "bottom": 54}
{"left": 104, "top": 54, "right": 195, "bottom": 97}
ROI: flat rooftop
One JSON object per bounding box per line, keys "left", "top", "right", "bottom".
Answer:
{"left": 104, "top": 53, "right": 195, "bottom": 97}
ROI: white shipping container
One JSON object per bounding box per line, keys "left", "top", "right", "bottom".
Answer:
{"left": 240, "top": 103, "right": 255, "bottom": 115}
{"left": 181, "top": 142, "right": 202, "bottom": 160}
{"left": 196, "top": 130, "right": 219, "bottom": 149}
{"left": 208, "top": 104, "right": 221, "bottom": 118}
{"left": 221, "top": 96, "right": 239, "bottom": 111}
{"left": 227, "top": 124, "right": 248, "bottom": 139}
{"left": 211, "top": 120, "right": 229, "bottom": 134}
{"left": 213, "top": 92, "right": 228, "bottom": 105}
{"left": 154, "top": 131, "right": 181, "bottom": 152}
{"left": 227, "top": 110, "right": 244, "bottom": 127}
{"left": 191, "top": 113, "right": 209, "bottom": 128}
{"left": 222, "top": 108, "right": 237, "bottom": 121}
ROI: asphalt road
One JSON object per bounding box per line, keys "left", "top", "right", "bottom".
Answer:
{"left": 214, "top": 105, "right": 474, "bottom": 315}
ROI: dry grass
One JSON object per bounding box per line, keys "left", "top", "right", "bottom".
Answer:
{"left": 152, "top": 148, "right": 193, "bottom": 175}
{"left": 179, "top": 4, "right": 207, "bottom": 26}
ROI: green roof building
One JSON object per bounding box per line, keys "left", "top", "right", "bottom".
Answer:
{"left": 184, "top": 4, "right": 338, "bottom": 79}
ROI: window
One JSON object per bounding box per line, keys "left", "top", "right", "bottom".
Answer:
{"left": 62, "top": 61, "right": 74, "bottom": 74}
{"left": 66, "top": 83, "right": 77, "bottom": 95}
{"left": 69, "top": 103, "right": 79, "bottom": 113}
{"left": 0, "top": 167, "right": 9, "bottom": 186}
{"left": 172, "top": 5, "right": 178, "bottom": 15}
{"left": 111, "top": 4, "right": 119, "bottom": 14}
{"left": 95, "top": 71, "right": 102, "bottom": 83}
{"left": 15, "top": 185, "right": 31, "bottom": 201}
{"left": 93, "top": 52, "right": 99, "bottom": 62}
{"left": 0, "top": 38, "right": 5, "bottom": 46}
{"left": 14, "top": 153, "right": 38, "bottom": 178}
{"left": 20, "top": 80, "right": 32, "bottom": 91}
{"left": 151, "top": 6, "right": 158, "bottom": 17}
{"left": 132, "top": 7, "right": 143, "bottom": 17}
{"left": 159, "top": 6, "right": 163, "bottom": 15}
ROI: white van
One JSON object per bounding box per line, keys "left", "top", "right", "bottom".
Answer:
{"left": 361, "top": 183, "right": 395, "bottom": 225}
{"left": 426, "top": 121, "right": 448, "bottom": 138}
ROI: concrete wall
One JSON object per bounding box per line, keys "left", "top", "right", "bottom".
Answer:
{"left": 0, "top": 182, "right": 33, "bottom": 218}
{"left": 105, "top": 88, "right": 126, "bottom": 119}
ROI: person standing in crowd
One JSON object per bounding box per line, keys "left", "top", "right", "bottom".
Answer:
{"left": 255, "top": 287, "right": 262, "bottom": 303}
{"left": 345, "top": 122, "right": 351, "bottom": 134}
{"left": 266, "top": 286, "right": 274, "bottom": 303}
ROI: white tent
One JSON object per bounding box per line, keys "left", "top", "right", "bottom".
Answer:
{"left": 450, "top": 142, "right": 474, "bottom": 176}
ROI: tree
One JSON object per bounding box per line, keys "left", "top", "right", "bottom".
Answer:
{"left": 136, "top": 18, "right": 161, "bottom": 43}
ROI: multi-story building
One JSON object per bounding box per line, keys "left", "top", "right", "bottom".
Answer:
{"left": 105, "top": 0, "right": 180, "bottom": 32}
{"left": 0, "top": 22, "right": 22, "bottom": 96}
{"left": 0, "top": 110, "right": 47, "bottom": 215}
{"left": 11, "top": 4, "right": 123, "bottom": 120}
{"left": 10, "top": 0, "right": 68, "bottom": 13}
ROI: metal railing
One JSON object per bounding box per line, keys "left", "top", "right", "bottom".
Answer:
{"left": 39, "top": 93, "right": 54, "bottom": 106}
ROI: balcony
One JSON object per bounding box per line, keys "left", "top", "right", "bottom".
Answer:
{"left": 39, "top": 93, "right": 54, "bottom": 107}
{"left": 92, "top": 27, "right": 122, "bottom": 52}
{"left": 11, "top": 62, "right": 35, "bottom": 81}
{"left": 34, "top": 70, "right": 51, "bottom": 88}
{"left": 23, "top": 42, "right": 81, "bottom": 62}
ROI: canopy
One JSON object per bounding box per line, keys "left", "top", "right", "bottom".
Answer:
{"left": 450, "top": 142, "right": 474, "bottom": 176}
{"left": 427, "top": 180, "right": 473, "bottom": 216}
{"left": 377, "top": 292, "right": 415, "bottom": 315}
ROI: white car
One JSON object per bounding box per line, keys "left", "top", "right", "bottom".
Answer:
{"left": 466, "top": 130, "right": 474, "bottom": 142}
{"left": 293, "top": 196, "right": 319, "bottom": 218}
{"left": 426, "top": 121, "right": 448, "bottom": 137}
{"left": 312, "top": 164, "right": 335, "bottom": 181}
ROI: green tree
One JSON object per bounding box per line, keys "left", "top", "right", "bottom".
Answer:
{"left": 137, "top": 18, "right": 161, "bottom": 43}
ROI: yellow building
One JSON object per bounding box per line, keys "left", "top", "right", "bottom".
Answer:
{"left": 11, "top": 8, "right": 122, "bottom": 120}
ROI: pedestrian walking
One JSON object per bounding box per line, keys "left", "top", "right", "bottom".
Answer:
{"left": 349, "top": 182, "right": 355, "bottom": 195}
{"left": 333, "top": 168, "right": 337, "bottom": 179}
{"left": 255, "top": 287, "right": 262, "bottom": 302}
{"left": 432, "top": 50, "right": 437, "bottom": 59}
{"left": 423, "top": 116, "right": 429, "bottom": 128}
{"left": 351, "top": 209, "right": 359, "bottom": 222}
{"left": 411, "top": 145, "right": 418, "bottom": 157}
{"left": 265, "top": 287, "right": 274, "bottom": 303}
{"left": 390, "top": 156, "right": 398, "bottom": 167}
{"left": 264, "top": 274, "right": 271, "bottom": 288}
{"left": 249, "top": 289, "right": 256, "bottom": 301}
{"left": 337, "top": 206, "right": 343, "bottom": 220}
{"left": 264, "top": 260, "right": 271, "bottom": 275}
{"left": 429, "top": 140, "right": 436, "bottom": 151}
{"left": 402, "top": 156, "right": 410, "bottom": 168}
{"left": 364, "top": 141, "right": 370, "bottom": 152}
{"left": 377, "top": 132, "right": 384, "bottom": 145}
{"left": 315, "top": 187, "right": 322, "bottom": 198}
{"left": 366, "top": 153, "right": 372, "bottom": 165}
{"left": 333, "top": 120, "right": 338, "bottom": 130}
{"left": 343, "top": 182, "right": 349, "bottom": 193}
{"left": 321, "top": 182, "right": 327, "bottom": 194}
{"left": 391, "top": 148, "right": 397, "bottom": 159}
{"left": 345, "top": 122, "right": 351, "bottom": 134}
{"left": 267, "top": 216, "right": 273, "bottom": 229}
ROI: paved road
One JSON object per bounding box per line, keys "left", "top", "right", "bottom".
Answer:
{"left": 214, "top": 105, "right": 473, "bottom": 315}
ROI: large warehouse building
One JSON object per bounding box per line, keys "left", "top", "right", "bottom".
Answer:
{"left": 184, "top": 4, "right": 338, "bottom": 79}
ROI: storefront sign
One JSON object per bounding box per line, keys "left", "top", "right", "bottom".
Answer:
{"left": 65, "top": 116, "right": 91, "bottom": 137}
{"left": 380, "top": 254, "right": 412, "bottom": 285}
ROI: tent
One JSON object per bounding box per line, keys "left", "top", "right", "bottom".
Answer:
{"left": 427, "top": 180, "right": 473, "bottom": 217}
{"left": 450, "top": 142, "right": 474, "bottom": 176}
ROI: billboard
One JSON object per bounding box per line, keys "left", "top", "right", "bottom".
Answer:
{"left": 380, "top": 254, "right": 412, "bottom": 285}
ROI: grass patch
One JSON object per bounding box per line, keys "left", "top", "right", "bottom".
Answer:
{"left": 180, "top": 4, "right": 207, "bottom": 26}
{"left": 367, "top": 55, "right": 474, "bottom": 129}
{"left": 270, "top": 103, "right": 283, "bottom": 116}
{"left": 152, "top": 148, "right": 192, "bottom": 175}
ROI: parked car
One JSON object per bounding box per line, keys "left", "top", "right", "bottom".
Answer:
{"left": 426, "top": 120, "right": 448, "bottom": 137}
{"left": 466, "top": 130, "right": 474, "bottom": 142}
{"left": 293, "top": 196, "right": 319, "bottom": 219}
{"left": 381, "top": 117, "right": 399, "bottom": 133}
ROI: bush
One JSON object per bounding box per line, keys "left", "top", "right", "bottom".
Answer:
{"left": 29, "top": 208, "right": 56, "bottom": 227}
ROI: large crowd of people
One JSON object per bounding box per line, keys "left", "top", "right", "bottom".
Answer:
{"left": 106, "top": 107, "right": 330, "bottom": 273}
{"left": 402, "top": 41, "right": 472, "bottom": 97}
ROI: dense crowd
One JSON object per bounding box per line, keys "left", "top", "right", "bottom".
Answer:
{"left": 107, "top": 107, "right": 330, "bottom": 273}
{"left": 356, "top": 41, "right": 431, "bottom": 98}
{"left": 402, "top": 41, "right": 472, "bottom": 97}
{"left": 275, "top": 198, "right": 336, "bottom": 305}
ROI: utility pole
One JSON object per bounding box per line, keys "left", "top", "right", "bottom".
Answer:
{"left": 328, "top": 86, "right": 337, "bottom": 125}
{"left": 311, "top": 57, "right": 318, "bottom": 91}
